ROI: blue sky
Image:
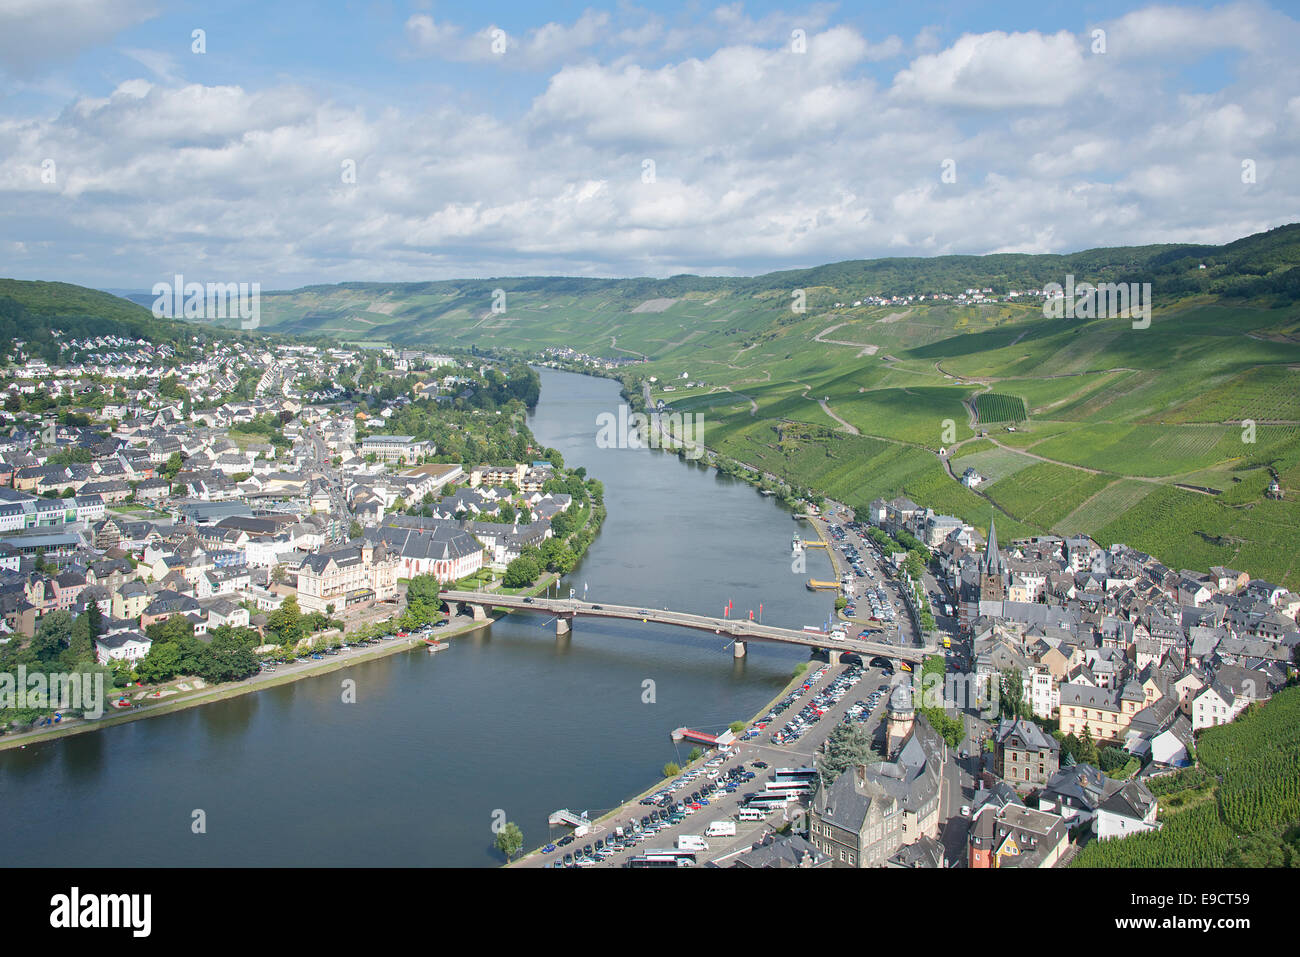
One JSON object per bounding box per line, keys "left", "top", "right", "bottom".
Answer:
{"left": 1, "top": 0, "right": 1296, "bottom": 289}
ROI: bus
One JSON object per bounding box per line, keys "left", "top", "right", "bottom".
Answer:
{"left": 746, "top": 793, "right": 797, "bottom": 810}
{"left": 639, "top": 849, "right": 697, "bottom": 865}
{"left": 773, "top": 767, "right": 819, "bottom": 782}
{"left": 764, "top": 780, "right": 813, "bottom": 795}
{"left": 626, "top": 854, "right": 689, "bottom": 868}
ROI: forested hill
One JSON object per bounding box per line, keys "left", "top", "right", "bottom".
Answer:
{"left": 236, "top": 222, "right": 1300, "bottom": 347}
{"left": 0, "top": 280, "right": 189, "bottom": 361}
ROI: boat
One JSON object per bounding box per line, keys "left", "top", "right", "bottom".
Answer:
{"left": 791, "top": 536, "right": 803, "bottom": 554}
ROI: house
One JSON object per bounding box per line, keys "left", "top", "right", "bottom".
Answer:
{"left": 1095, "top": 779, "right": 1160, "bottom": 841}
{"left": 967, "top": 802, "right": 1068, "bottom": 868}
{"left": 1191, "top": 679, "right": 1249, "bottom": 730}
{"left": 1149, "top": 715, "right": 1194, "bottom": 767}
{"left": 1039, "top": 763, "right": 1141, "bottom": 835}
{"left": 808, "top": 714, "right": 947, "bottom": 867}
{"left": 360, "top": 435, "right": 428, "bottom": 464}
{"left": 95, "top": 630, "right": 152, "bottom": 666}
{"left": 993, "top": 717, "right": 1060, "bottom": 790}
{"left": 728, "top": 834, "right": 832, "bottom": 869}
{"left": 1058, "top": 681, "right": 1146, "bottom": 743}
{"left": 370, "top": 521, "right": 485, "bottom": 582}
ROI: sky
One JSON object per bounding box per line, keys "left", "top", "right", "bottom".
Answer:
{"left": 0, "top": 0, "right": 1297, "bottom": 291}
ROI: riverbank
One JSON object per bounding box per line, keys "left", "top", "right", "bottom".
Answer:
{"left": 0, "top": 569, "right": 568, "bottom": 754}
{"left": 0, "top": 614, "right": 496, "bottom": 753}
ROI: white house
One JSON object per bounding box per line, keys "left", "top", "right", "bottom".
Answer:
{"left": 95, "top": 631, "right": 152, "bottom": 666}
{"left": 1095, "top": 780, "right": 1161, "bottom": 841}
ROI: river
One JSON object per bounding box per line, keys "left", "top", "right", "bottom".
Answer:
{"left": 0, "top": 367, "right": 836, "bottom": 866}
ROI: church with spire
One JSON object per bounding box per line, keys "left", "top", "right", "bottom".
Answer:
{"left": 978, "top": 517, "right": 1007, "bottom": 602}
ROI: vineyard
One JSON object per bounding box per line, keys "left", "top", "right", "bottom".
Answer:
{"left": 1163, "top": 364, "right": 1300, "bottom": 424}
{"left": 975, "top": 392, "right": 1028, "bottom": 424}
{"left": 1072, "top": 685, "right": 1300, "bottom": 868}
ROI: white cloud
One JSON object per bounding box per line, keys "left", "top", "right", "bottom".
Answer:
{"left": 0, "top": 0, "right": 157, "bottom": 77}
{"left": 0, "top": 5, "right": 1297, "bottom": 288}
{"left": 404, "top": 9, "right": 611, "bottom": 69}
{"left": 891, "top": 30, "right": 1089, "bottom": 107}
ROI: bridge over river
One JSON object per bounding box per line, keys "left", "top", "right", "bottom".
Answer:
{"left": 439, "top": 590, "right": 929, "bottom": 665}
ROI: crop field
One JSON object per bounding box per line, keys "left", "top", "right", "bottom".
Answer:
{"left": 982, "top": 462, "right": 1114, "bottom": 531}
{"left": 1051, "top": 479, "right": 1156, "bottom": 536}
{"left": 1162, "top": 364, "right": 1300, "bottom": 424}
{"left": 1029, "top": 423, "right": 1294, "bottom": 477}
{"left": 834, "top": 386, "right": 974, "bottom": 447}
{"left": 974, "top": 392, "right": 1028, "bottom": 424}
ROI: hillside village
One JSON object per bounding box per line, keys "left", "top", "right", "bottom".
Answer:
{"left": 0, "top": 340, "right": 578, "bottom": 670}
{"left": 789, "top": 494, "right": 1299, "bottom": 869}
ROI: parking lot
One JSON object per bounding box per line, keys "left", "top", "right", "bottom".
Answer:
{"left": 519, "top": 660, "right": 896, "bottom": 868}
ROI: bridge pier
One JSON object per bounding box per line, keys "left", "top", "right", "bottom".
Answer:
{"left": 556, "top": 614, "right": 572, "bottom": 637}
{"left": 827, "top": 649, "right": 841, "bottom": 665}
{"left": 733, "top": 640, "right": 746, "bottom": 659}
{"left": 468, "top": 603, "right": 487, "bottom": 621}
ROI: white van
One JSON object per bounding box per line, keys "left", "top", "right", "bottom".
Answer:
{"left": 736, "top": 808, "right": 766, "bottom": 822}
{"left": 676, "top": 835, "right": 709, "bottom": 851}
{"left": 706, "top": 821, "right": 737, "bottom": 837}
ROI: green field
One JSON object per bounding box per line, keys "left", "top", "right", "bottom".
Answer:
{"left": 974, "top": 392, "right": 1028, "bottom": 424}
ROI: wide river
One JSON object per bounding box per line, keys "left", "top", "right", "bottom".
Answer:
{"left": 0, "top": 367, "right": 836, "bottom": 866}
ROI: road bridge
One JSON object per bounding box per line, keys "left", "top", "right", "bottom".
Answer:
{"left": 439, "top": 591, "right": 929, "bottom": 665}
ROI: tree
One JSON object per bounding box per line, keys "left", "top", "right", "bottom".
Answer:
{"left": 494, "top": 821, "right": 524, "bottom": 863}
{"left": 503, "top": 555, "right": 540, "bottom": 588}
{"left": 687, "top": 747, "right": 703, "bottom": 763}
{"left": 663, "top": 762, "right": 681, "bottom": 778}
{"left": 162, "top": 451, "right": 185, "bottom": 481}
{"left": 999, "top": 668, "right": 1026, "bottom": 719}
{"left": 267, "top": 595, "right": 305, "bottom": 647}
{"left": 348, "top": 521, "right": 363, "bottom": 539}
{"left": 819, "top": 723, "right": 878, "bottom": 783}
{"left": 1078, "top": 725, "right": 1100, "bottom": 767}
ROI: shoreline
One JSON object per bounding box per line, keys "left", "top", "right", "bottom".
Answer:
{"left": 511, "top": 653, "right": 819, "bottom": 866}
{"left": 0, "top": 613, "right": 499, "bottom": 753}
{"left": 0, "top": 570, "right": 571, "bottom": 755}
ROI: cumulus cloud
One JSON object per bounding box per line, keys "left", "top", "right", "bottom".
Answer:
{"left": 891, "top": 29, "right": 1090, "bottom": 107}
{"left": 0, "top": 3, "right": 1297, "bottom": 288}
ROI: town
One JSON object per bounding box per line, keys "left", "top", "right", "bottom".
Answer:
{"left": 0, "top": 339, "right": 604, "bottom": 716}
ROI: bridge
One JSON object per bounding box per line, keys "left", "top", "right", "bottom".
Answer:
{"left": 439, "top": 590, "right": 929, "bottom": 665}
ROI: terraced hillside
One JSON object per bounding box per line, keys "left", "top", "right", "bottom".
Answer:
{"left": 244, "top": 224, "right": 1300, "bottom": 586}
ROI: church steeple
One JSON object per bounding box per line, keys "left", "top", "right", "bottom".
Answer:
{"left": 979, "top": 515, "right": 1006, "bottom": 602}
{"left": 983, "top": 517, "right": 1002, "bottom": 575}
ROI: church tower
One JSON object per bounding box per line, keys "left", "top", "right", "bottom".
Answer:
{"left": 979, "top": 517, "right": 1006, "bottom": 602}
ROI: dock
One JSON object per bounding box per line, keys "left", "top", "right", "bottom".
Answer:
{"left": 670, "top": 727, "right": 737, "bottom": 747}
